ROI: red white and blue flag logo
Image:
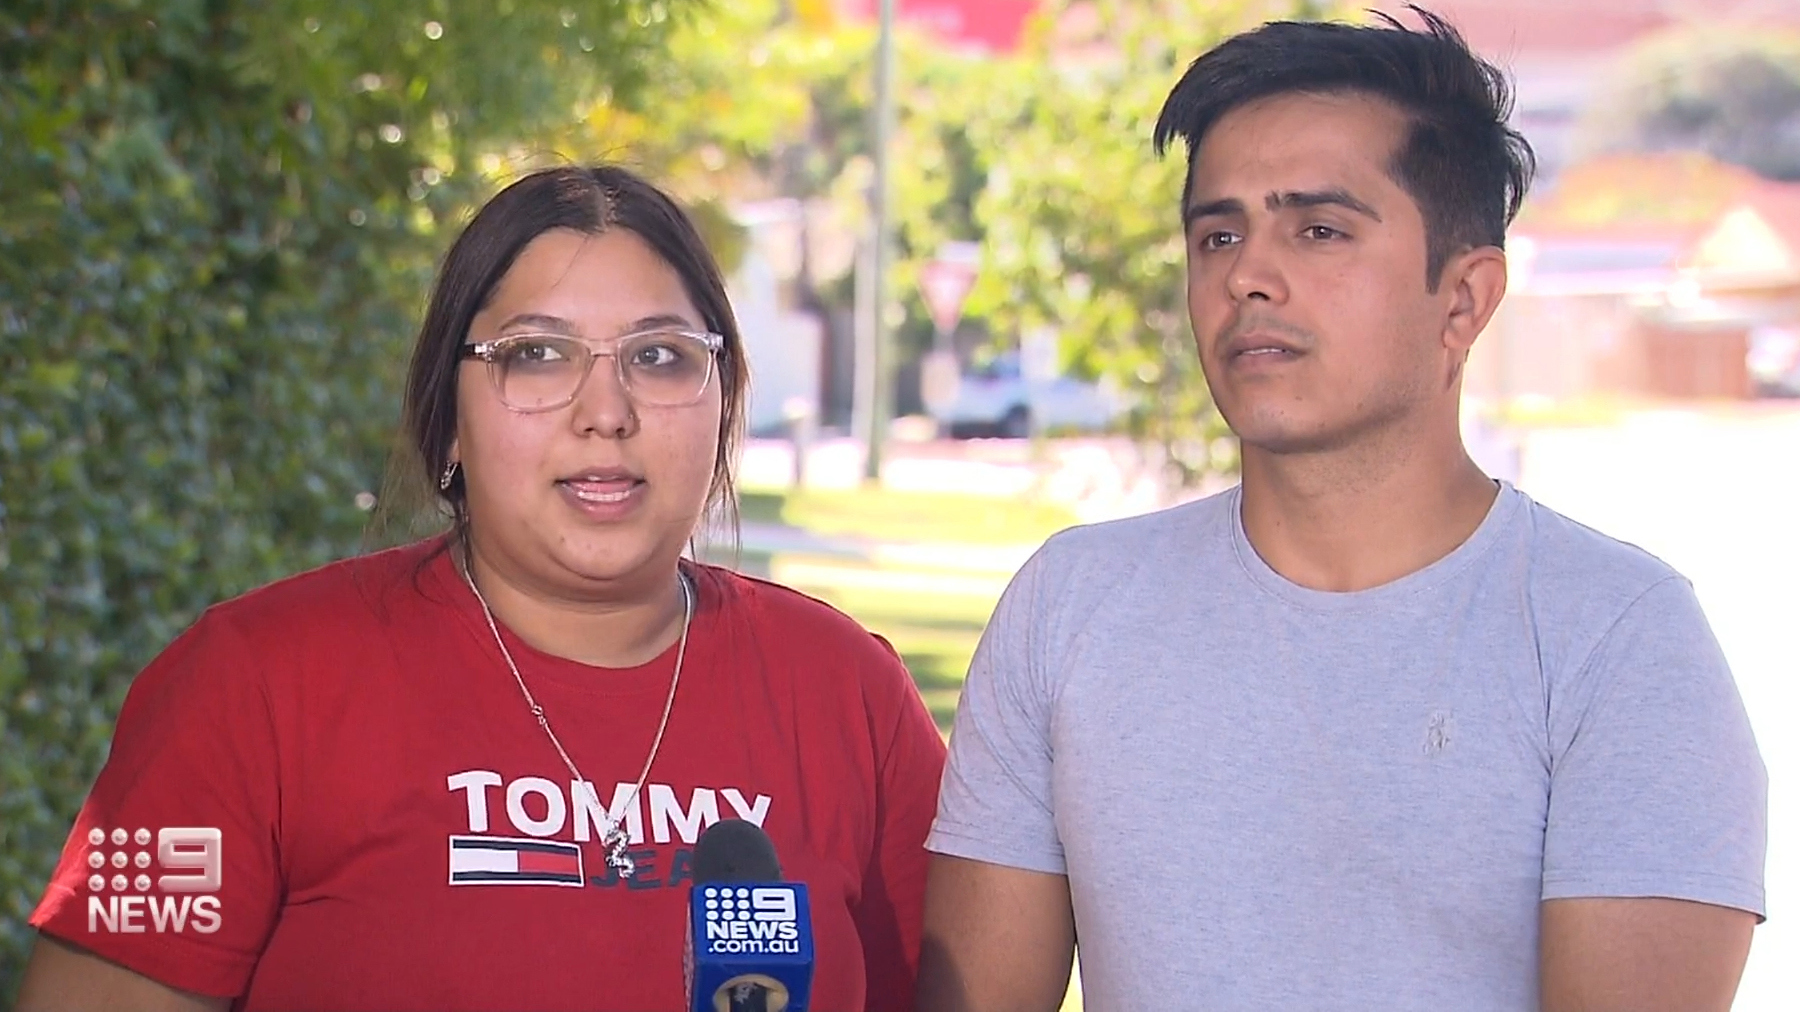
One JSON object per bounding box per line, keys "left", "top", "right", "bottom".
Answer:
{"left": 448, "top": 836, "right": 584, "bottom": 887}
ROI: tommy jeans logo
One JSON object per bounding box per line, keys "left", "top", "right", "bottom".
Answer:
{"left": 445, "top": 770, "right": 776, "bottom": 891}
{"left": 448, "top": 836, "right": 584, "bottom": 886}
{"left": 445, "top": 771, "right": 771, "bottom": 844}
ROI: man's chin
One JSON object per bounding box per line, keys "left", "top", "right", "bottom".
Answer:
{"left": 1239, "top": 434, "right": 1340, "bottom": 457}
{"left": 1222, "top": 410, "right": 1338, "bottom": 457}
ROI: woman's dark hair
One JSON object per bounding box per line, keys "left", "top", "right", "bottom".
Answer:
{"left": 1153, "top": 5, "right": 1537, "bottom": 289}
{"left": 370, "top": 165, "right": 748, "bottom": 554}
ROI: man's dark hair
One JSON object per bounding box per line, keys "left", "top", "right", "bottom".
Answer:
{"left": 1153, "top": 5, "right": 1536, "bottom": 289}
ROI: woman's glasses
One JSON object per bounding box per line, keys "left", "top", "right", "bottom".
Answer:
{"left": 461, "top": 327, "right": 724, "bottom": 413}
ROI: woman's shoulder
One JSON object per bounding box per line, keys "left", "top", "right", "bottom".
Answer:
{"left": 697, "top": 563, "right": 886, "bottom": 648}
{"left": 107, "top": 541, "right": 445, "bottom": 735}
{"left": 201, "top": 538, "right": 449, "bottom": 641}
{"left": 693, "top": 563, "right": 914, "bottom": 685}
{"left": 696, "top": 563, "right": 940, "bottom": 748}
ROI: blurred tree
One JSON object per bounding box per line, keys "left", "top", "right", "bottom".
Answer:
{"left": 917, "top": 0, "right": 1338, "bottom": 484}
{"left": 548, "top": 0, "right": 887, "bottom": 425}
{"left": 532, "top": 0, "right": 1343, "bottom": 473}
{"left": 1579, "top": 28, "right": 1800, "bottom": 181}
{"left": 0, "top": 0, "right": 672, "bottom": 995}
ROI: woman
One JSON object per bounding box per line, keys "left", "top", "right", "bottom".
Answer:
{"left": 19, "top": 165, "right": 947, "bottom": 1011}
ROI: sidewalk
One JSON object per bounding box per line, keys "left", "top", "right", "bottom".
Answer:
{"left": 728, "top": 520, "right": 1040, "bottom": 576}
{"left": 696, "top": 521, "right": 1036, "bottom": 598}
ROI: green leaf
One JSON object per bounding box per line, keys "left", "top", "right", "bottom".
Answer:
{"left": 0, "top": 0, "right": 680, "bottom": 997}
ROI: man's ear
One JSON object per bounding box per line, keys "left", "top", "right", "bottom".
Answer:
{"left": 1439, "top": 246, "right": 1508, "bottom": 355}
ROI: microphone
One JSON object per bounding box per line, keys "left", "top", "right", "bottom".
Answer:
{"left": 685, "top": 819, "right": 815, "bottom": 1012}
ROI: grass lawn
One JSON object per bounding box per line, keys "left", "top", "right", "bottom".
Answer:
{"left": 742, "top": 482, "right": 1085, "bottom": 1010}
{"left": 768, "top": 561, "right": 1085, "bottom": 1012}
{"left": 738, "top": 485, "right": 1080, "bottom": 546}
{"left": 770, "top": 564, "right": 996, "bottom": 733}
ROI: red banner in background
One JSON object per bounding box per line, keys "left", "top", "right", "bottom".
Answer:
{"left": 840, "top": 0, "right": 1041, "bottom": 54}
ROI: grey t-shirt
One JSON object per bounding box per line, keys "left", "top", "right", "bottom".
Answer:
{"left": 928, "top": 483, "right": 1767, "bottom": 1011}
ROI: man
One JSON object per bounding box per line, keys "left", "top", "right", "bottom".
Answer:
{"left": 916, "top": 9, "right": 1767, "bottom": 1012}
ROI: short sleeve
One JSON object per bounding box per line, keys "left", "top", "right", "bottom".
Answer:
{"left": 926, "top": 546, "right": 1066, "bottom": 875}
{"left": 853, "top": 635, "right": 948, "bottom": 1012}
{"left": 29, "top": 609, "right": 285, "bottom": 997}
{"left": 1542, "top": 576, "right": 1768, "bottom": 918}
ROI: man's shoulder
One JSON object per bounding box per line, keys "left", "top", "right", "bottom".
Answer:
{"left": 986, "top": 489, "right": 1240, "bottom": 636}
{"left": 1494, "top": 491, "right": 1713, "bottom": 678}
{"left": 1511, "top": 491, "right": 1687, "bottom": 608}
{"left": 1041, "top": 486, "right": 1236, "bottom": 562}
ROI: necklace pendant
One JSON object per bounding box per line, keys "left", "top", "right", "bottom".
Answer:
{"left": 603, "top": 829, "right": 635, "bottom": 879}
{"left": 462, "top": 564, "right": 690, "bottom": 892}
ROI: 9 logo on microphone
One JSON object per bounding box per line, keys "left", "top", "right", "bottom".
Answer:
{"left": 701, "top": 886, "right": 802, "bottom": 952}
{"left": 85, "top": 827, "right": 224, "bottom": 934}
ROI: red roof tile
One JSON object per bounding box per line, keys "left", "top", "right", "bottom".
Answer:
{"left": 1518, "top": 152, "right": 1774, "bottom": 235}
{"left": 1369, "top": 0, "right": 1800, "bottom": 56}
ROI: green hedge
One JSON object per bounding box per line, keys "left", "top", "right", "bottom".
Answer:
{"left": 0, "top": 1, "right": 672, "bottom": 996}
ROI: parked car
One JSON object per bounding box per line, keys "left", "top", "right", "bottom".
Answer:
{"left": 933, "top": 352, "right": 1125, "bottom": 438}
{"left": 1748, "top": 325, "right": 1800, "bottom": 398}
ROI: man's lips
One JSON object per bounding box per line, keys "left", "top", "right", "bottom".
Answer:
{"left": 1220, "top": 325, "right": 1309, "bottom": 362}
{"left": 1224, "top": 333, "right": 1305, "bottom": 359}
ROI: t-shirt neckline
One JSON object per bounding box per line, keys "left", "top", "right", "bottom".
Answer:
{"left": 425, "top": 546, "right": 717, "bottom": 697}
{"left": 1228, "top": 480, "right": 1522, "bottom": 613}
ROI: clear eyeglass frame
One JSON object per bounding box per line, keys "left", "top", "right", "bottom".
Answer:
{"left": 460, "top": 327, "right": 725, "bottom": 413}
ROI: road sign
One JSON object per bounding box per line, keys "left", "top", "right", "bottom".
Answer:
{"left": 918, "top": 241, "right": 980, "bottom": 339}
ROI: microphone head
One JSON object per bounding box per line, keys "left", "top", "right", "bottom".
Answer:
{"left": 686, "top": 820, "right": 812, "bottom": 1012}
{"left": 693, "top": 819, "right": 782, "bottom": 883}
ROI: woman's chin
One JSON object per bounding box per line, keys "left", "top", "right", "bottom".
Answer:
{"left": 543, "top": 539, "right": 680, "bottom": 590}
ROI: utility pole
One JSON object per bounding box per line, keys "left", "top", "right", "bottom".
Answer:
{"left": 860, "top": 0, "right": 897, "bottom": 482}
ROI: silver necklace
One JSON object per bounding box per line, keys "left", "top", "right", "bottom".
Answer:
{"left": 460, "top": 561, "right": 693, "bottom": 879}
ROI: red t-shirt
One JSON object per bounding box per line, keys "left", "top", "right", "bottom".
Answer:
{"left": 31, "top": 540, "right": 947, "bottom": 1011}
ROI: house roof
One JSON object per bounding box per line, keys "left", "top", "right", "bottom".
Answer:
{"left": 1514, "top": 152, "right": 1800, "bottom": 292}
{"left": 1371, "top": 0, "right": 1800, "bottom": 57}
{"left": 841, "top": 1, "right": 1800, "bottom": 64}
{"left": 1518, "top": 152, "right": 1776, "bottom": 234}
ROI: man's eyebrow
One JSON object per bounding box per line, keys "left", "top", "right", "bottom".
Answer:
{"left": 1268, "top": 188, "right": 1382, "bottom": 221}
{"left": 1182, "top": 197, "right": 1245, "bottom": 226}
{"left": 1182, "top": 189, "right": 1385, "bottom": 227}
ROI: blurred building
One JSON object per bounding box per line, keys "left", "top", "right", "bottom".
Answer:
{"left": 726, "top": 198, "right": 831, "bottom": 437}
{"left": 820, "top": 1, "right": 1800, "bottom": 408}
{"left": 1471, "top": 153, "right": 1800, "bottom": 402}
{"left": 1375, "top": 0, "right": 1800, "bottom": 185}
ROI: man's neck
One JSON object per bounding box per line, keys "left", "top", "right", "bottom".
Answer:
{"left": 1237, "top": 420, "right": 1499, "bottom": 594}
{"left": 461, "top": 541, "right": 689, "bottom": 669}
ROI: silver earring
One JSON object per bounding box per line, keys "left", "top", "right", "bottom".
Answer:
{"left": 439, "top": 460, "right": 459, "bottom": 491}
